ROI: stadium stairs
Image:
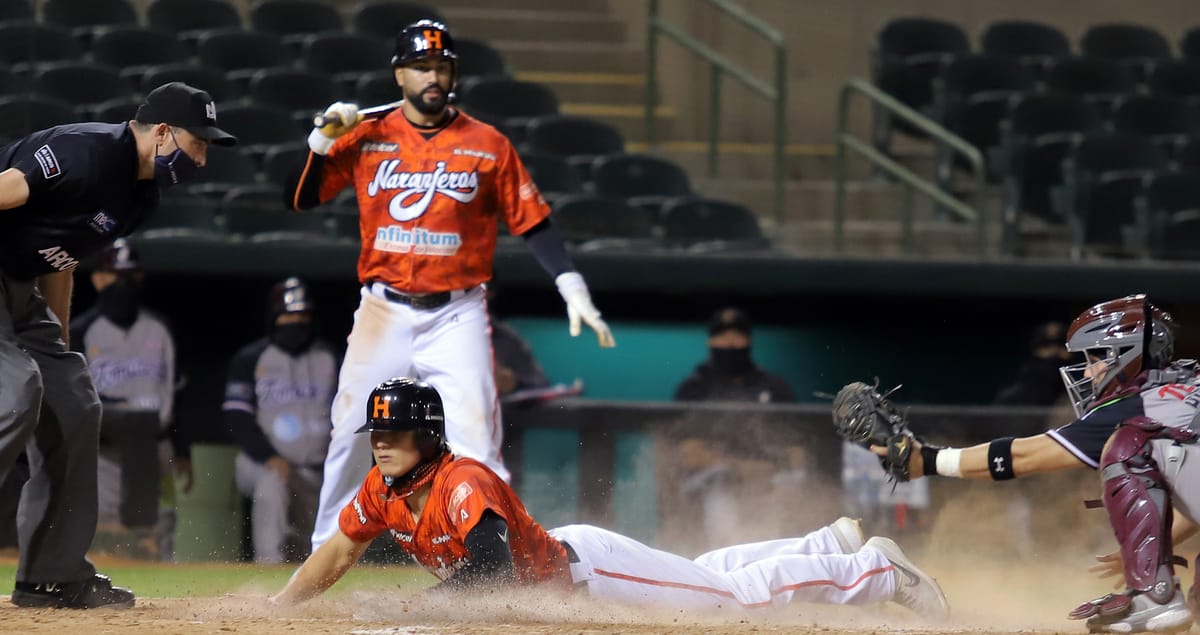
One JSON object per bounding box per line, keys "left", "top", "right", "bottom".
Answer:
{"left": 437, "top": 0, "right": 1067, "bottom": 259}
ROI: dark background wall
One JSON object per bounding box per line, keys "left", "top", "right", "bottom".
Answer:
{"left": 71, "top": 262, "right": 1200, "bottom": 450}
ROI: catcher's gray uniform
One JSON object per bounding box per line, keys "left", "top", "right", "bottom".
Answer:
{"left": 224, "top": 337, "right": 335, "bottom": 563}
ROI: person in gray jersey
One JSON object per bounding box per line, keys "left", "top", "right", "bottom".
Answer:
{"left": 223, "top": 277, "right": 337, "bottom": 564}
{"left": 70, "top": 238, "right": 191, "bottom": 560}
{"left": 0, "top": 82, "right": 234, "bottom": 609}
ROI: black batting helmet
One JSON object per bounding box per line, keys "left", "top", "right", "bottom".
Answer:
{"left": 268, "top": 276, "right": 314, "bottom": 320}
{"left": 94, "top": 238, "right": 140, "bottom": 273}
{"left": 358, "top": 377, "right": 447, "bottom": 461}
{"left": 358, "top": 377, "right": 445, "bottom": 434}
{"left": 393, "top": 19, "right": 457, "bottom": 68}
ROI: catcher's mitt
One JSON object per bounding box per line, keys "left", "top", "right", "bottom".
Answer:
{"left": 831, "top": 380, "right": 917, "bottom": 482}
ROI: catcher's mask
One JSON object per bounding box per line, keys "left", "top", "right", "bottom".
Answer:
{"left": 1060, "top": 294, "right": 1175, "bottom": 416}
{"left": 358, "top": 377, "right": 448, "bottom": 489}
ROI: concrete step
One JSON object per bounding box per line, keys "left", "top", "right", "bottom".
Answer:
{"left": 435, "top": 0, "right": 611, "bottom": 13}
{"left": 491, "top": 41, "right": 645, "bottom": 75}
{"left": 443, "top": 9, "right": 628, "bottom": 45}
{"left": 692, "top": 179, "right": 930, "bottom": 223}
{"left": 768, "top": 215, "right": 1071, "bottom": 260}
{"left": 516, "top": 71, "right": 646, "bottom": 105}
{"left": 560, "top": 102, "right": 679, "bottom": 144}
{"left": 630, "top": 142, "right": 938, "bottom": 182}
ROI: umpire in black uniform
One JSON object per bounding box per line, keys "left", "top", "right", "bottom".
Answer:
{"left": 0, "top": 82, "right": 235, "bottom": 609}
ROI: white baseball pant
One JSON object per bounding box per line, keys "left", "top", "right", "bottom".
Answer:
{"left": 311, "top": 284, "right": 506, "bottom": 549}
{"left": 547, "top": 523, "right": 897, "bottom": 611}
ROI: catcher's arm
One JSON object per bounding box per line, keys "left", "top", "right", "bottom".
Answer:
{"left": 270, "top": 530, "right": 370, "bottom": 606}
{"left": 871, "top": 433, "right": 1080, "bottom": 480}
{"left": 831, "top": 380, "right": 1081, "bottom": 481}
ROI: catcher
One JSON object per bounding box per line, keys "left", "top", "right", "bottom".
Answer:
{"left": 831, "top": 294, "right": 1200, "bottom": 634}
{"left": 271, "top": 377, "right": 950, "bottom": 621}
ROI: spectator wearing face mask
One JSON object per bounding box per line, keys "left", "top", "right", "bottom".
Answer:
{"left": 223, "top": 277, "right": 337, "bottom": 564}
{"left": 69, "top": 238, "right": 189, "bottom": 560}
{"left": 992, "top": 321, "right": 1074, "bottom": 407}
{"left": 673, "top": 307, "right": 796, "bottom": 404}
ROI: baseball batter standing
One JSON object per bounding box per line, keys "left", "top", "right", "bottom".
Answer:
{"left": 284, "top": 20, "right": 616, "bottom": 552}
{"left": 839, "top": 294, "right": 1200, "bottom": 633}
{"left": 270, "top": 377, "right": 949, "bottom": 621}
{"left": 0, "top": 82, "right": 235, "bottom": 608}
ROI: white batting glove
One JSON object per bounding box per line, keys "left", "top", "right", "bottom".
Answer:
{"left": 308, "top": 102, "right": 361, "bottom": 155}
{"left": 555, "top": 272, "right": 616, "bottom": 348}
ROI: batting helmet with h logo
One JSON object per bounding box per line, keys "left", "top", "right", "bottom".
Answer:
{"left": 357, "top": 377, "right": 447, "bottom": 460}
{"left": 392, "top": 19, "right": 457, "bottom": 68}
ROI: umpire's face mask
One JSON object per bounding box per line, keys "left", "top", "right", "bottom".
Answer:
{"left": 154, "top": 129, "right": 199, "bottom": 188}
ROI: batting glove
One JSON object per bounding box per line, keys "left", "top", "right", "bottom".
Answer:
{"left": 555, "top": 272, "right": 616, "bottom": 348}
{"left": 308, "top": 102, "right": 361, "bottom": 155}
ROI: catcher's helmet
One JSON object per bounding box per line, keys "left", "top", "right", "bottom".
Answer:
{"left": 357, "top": 377, "right": 446, "bottom": 451}
{"left": 1060, "top": 294, "right": 1175, "bottom": 416}
{"left": 393, "top": 19, "right": 457, "bottom": 68}
{"left": 94, "top": 238, "right": 140, "bottom": 273}
{"left": 268, "top": 276, "right": 314, "bottom": 320}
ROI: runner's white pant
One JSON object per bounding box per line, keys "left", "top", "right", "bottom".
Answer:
{"left": 311, "top": 285, "right": 506, "bottom": 549}
{"left": 548, "top": 524, "right": 897, "bottom": 611}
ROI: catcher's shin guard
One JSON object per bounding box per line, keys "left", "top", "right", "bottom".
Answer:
{"left": 1101, "top": 417, "right": 1180, "bottom": 604}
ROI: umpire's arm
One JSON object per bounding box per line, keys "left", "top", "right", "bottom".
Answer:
{"left": 270, "top": 530, "right": 370, "bottom": 606}
{"left": 0, "top": 168, "right": 30, "bottom": 209}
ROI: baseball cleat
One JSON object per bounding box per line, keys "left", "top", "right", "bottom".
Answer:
{"left": 1078, "top": 587, "right": 1193, "bottom": 634}
{"left": 829, "top": 516, "right": 865, "bottom": 554}
{"left": 864, "top": 536, "right": 950, "bottom": 622}
{"left": 11, "top": 573, "right": 135, "bottom": 610}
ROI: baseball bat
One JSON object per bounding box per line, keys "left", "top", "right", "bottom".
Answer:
{"left": 312, "top": 100, "right": 404, "bottom": 129}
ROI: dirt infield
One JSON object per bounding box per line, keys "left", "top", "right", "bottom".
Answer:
{"left": 0, "top": 554, "right": 1148, "bottom": 635}
{"left": 0, "top": 473, "right": 1193, "bottom": 634}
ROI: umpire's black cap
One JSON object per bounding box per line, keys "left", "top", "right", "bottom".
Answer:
{"left": 135, "top": 82, "right": 237, "bottom": 147}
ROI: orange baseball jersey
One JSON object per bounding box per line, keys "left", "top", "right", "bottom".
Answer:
{"left": 339, "top": 455, "right": 571, "bottom": 586}
{"left": 316, "top": 110, "right": 551, "bottom": 293}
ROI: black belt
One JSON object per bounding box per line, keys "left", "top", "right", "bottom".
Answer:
{"left": 560, "top": 540, "right": 580, "bottom": 563}
{"left": 380, "top": 287, "right": 453, "bottom": 310}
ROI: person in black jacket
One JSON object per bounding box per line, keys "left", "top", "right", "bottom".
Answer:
{"left": 674, "top": 307, "right": 795, "bottom": 404}
{"left": 992, "top": 321, "right": 1073, "bottom": 407}
{"left": 0, "top": 81, "right": 234, "bottom": 609}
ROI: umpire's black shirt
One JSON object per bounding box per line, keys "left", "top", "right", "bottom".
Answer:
{"left": 0, "top": 122, "right": 158, "bottom": 280}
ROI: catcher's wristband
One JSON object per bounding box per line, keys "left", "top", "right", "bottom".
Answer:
{"left": 922, "top": 446, "right": 962, "bottom": 477}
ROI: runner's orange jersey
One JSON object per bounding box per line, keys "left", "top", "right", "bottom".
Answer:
{"left": 317, "top": 110, "right": 550, "bottom": 293}
{"left": 339, "top": 456, "right": 570, "bottom": 585}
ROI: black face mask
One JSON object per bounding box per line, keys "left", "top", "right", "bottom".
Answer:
{"left": 271, "top": 323, "right": 315, "bottom": 355}
{"left": 97, "top": 278, "right": 141, "bottom": 329}
{"left": 710, "top": 346, "right": 754, "bottom": 374}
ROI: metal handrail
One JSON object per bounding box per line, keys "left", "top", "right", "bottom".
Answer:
{"left": 645, "top": 0, "right": 787, "bottom": 224}
{"left": 833, "top": 78, "right": 988, "bottom": 256}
